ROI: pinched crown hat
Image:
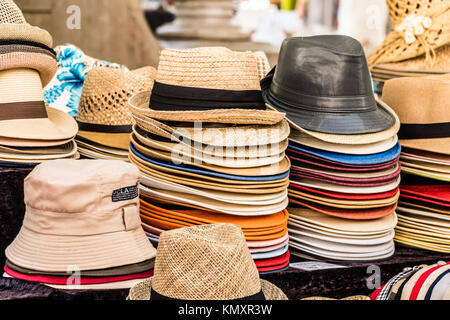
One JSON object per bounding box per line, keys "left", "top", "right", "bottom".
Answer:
{"left": 127, "top": 223, "right": 288, "bottom": 300}
{"left": 5, "top": 159, "right": 157, "bottom": 272}
{"left": 0, "top": 0, "right": 56, "bottom": 86}
{"left": 128, "top": 47, "right": 285, "bottom": 125}
{"left": 75, "top": 66, "right": 155, "bottom": 150}
{"left": 368, "top": 0, "right": 450, "bottom": 67}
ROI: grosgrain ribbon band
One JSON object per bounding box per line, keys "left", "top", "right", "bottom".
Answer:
{"left": 398, "top": 123, "right": 450, "bottom": 140}
{"left": 150, "top": 288, "right": 266, "bottom": 300}
{"left": 150, "top": 82, "right": 266, "bottom": 111}
{"left": 0, "top": 101, "right": 47, "bottom": 121}
{"left": 77, "top": 121, "right": 132, "bottom": 134}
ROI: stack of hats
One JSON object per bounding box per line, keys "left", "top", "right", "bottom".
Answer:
{"left": 261, "top": 35, "right": 401, "bottom": 262}
{"left": 128, "top": 224, "right": 288, "bottom": 300}
{"left": 74, "top": 66, "right": 155, "bottom": 160}
{"left": 382, "top": 74, "right": 450, "bottom": 253}
{"left": 127, "top": 47, "right": 291, "bottom": 273}
{"left": 157, "top": 0, "right": 249, "bottom": 40}
{"left": 0, "top": 0, "right": 78, "bottom": 167}
{"left": 368, "top": 0, "right": 450, "bottom": 94}
{"left": 3, "top": 160, "right": 157, "bottom": 290}
{"left": 44, "top": 44, "right": 128, "bottom": 117}
{"left": 372, "top": 261, "right": 450, "bottom": 300}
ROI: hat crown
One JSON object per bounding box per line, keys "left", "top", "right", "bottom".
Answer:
{"left": 152, "top": 223, "right": 263, "bottom": 300}
{"left": 155, "top": 47, "right": 262, "bottom": 91}
{"left": 23, "top": 160, "right": 142, "bottom": 236}
{"left": 272, "top": 35, "right": 373, "bottom": 99}
{"left": 0, "top": 0, "right": 26, "bottom": 24}
{"left": 76, "top": 67, "right": 155, "bottom": 126}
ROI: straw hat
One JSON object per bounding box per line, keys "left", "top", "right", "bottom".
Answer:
{"left": 129, "top": 47, "right": 285, "bottom": 125}
{"left": 75, "top": 66, "right": 155, "bottom": 150}
{"left": 368, "top": 0, "right": 450, "bottom": 67}
{"left": 0, "top": 68, "right": 77, "bottom": 141}
{"left": 5, "top": 159, "right": 157, "bottom": 272}
{"left": 381, "top": 73, "right": 450, "bottom": 155}
{"left": 127, "top": 223, "right": 288, "bottom": 300}
{"left": 0, "top": 0, "right": 52, "bottom": 47}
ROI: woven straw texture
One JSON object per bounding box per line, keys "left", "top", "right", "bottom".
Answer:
{"left": 368, "top": 0, "right": 450, "bottom": 66}
{"left": 254, "top": 51, "right": 271, "bottom": 80}
{"left": 156, "top": 47, "right": 261, "bottom": 90}
{"left": 0, "top": 0, "right": 52, "bottom": 47}
{"left": 76, "top": 66, "right": 155, "bottom": 126}
{"left": 127, "top": 224, "right": 287, "bottom": 300}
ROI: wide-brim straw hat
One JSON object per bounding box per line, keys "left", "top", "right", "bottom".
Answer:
{"left": 368, "top": 0, "right": 450, "bottom": 67}
{"left": 0, "top": 0, "right": 53, "bottom": 48}
{"left": 382, "top": 73, "right": 450, "bottom": 155}
{"left": 128, "top": 47, "right": 285, "bottom": 125}
{"left": 268, "top": 96, "right": 400, "bottom": 145}
{"left": 75, "top": 66, "right": 155, "bottom": 150}
{"left": 127, "top": 223, "right": 287, "bottom": 300}
{"left": 0, "top": 140, "right": 78, "bottom": 160}
{"left": 0, "top": 68, "right": 77, "bottom": 141}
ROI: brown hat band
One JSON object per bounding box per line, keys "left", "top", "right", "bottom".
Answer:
{"left": 398, "top": 123, "right": 450, "bottom": 140}
{"left": 0, "top": 101, "right": 47, "bottom": 121}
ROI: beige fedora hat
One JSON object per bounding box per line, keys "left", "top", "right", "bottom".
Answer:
{"left": 132, "top": 112, "right": 290, "bottom": 148}
{"left": 0, "top": 68, "right": 77, "bottom": 141}
{"left": 127, "top": 223, "right": 287, "bottom": 300}
{"left": 0, "top": 0, "right": 53, "bottom": 47}
{"left": 5, "top": 159, "right": 157, "bottom": 272}
{"left": 382, "top": 74, "right": 450, "bottom": 155}
{"left": 270, "top": 97, "right": 400, "bottom": 145}
{"left": 75, "top": 66, "right": 155, "bottom": 150}
{"left": 128, "top": 47, "right": 285, "bottom": 125}
{"left": 368, "top": 0, "right": 450, "bottom": 67}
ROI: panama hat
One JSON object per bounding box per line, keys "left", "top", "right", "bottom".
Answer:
{"left": 132, "top": 112, "right": 290, "bottom": 148}
{"left": 368, "top": 0, "right": 450, "bottom": 67}
{"left": 127, "top": 223, "right": 287, "bottom": 300}
{"left": 75, "top": 66, "right": 155, "bottom": 150}
{"left": 397, "top": 206, "right": 450, "bottom": 222}
{"left": 128, "top": 47, "right": 285, "bottom": 125}
{"left": 261, "top": 35, "right": 396, "bottom": 135}
{"left": 401, "top": 147, "right": 450, "bottom": 165}
{"left": 382, "top": 74, "right": 450, "bottom": 155}
{"left": 0, "top": 0, "right": 52, "bottom": 47}
{"left": 0, "top": 68, "right": 77, "bottom": 141}
{"left": 0, "top": 140, "right": 78, "bottom": 160}
{"left": 400, "top": 159, "right": 450, "bottom": 174}
{"left": 5, "top": 159, "right": 156, "bottom": 272}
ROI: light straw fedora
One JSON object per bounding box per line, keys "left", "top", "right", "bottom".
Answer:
{"left": 0, "top": 0, "right": 52, "bottom": 47}
{"left": 75, "top": 66, "right": 155, "bottom": 150}
{"left": 368, "top": 0, "right": 450, "bottom": 67}
{"left": 127, "top": 223, "right": 288, "bottom": 300}
{"left": 0, "top": 68, "right": 77, "bottom": 141}
{"left": 128, "top": 47, "right": 285, "bottom": 125}
{"left": 5, "top": 159, "right": 157, "bottom": 272}
{"left": 382, "top": 74, "right": 450, "bottom": 155}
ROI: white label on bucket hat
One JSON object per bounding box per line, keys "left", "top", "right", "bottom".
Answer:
{"left": 289, "top": 261, "right": 348, "bottom": 271}
{"left": 112, "top": 185, "right": 138, "bottom": 202}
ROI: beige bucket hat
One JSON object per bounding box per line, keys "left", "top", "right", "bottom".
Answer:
{"left": 127, "top": 223, "right": 287, "bottom": 300}
{"left": 5, "top": 159, "right": 157, "bottom": 272}
{"left": 381, "top": 73, "right": 450, "bottom": 155}
{"left": 128, "top": 47, "right": 285, "bottom": 125}
{"left": 0, "top": 68, "right": 77, "bottom": 141}
{"left": 368, "top": 0, "right": 450, "bottom": 67}
{"left": 76, "top": 66, "right": 155, "bottom": 150}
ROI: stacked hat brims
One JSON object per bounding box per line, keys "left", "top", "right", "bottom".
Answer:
{"left": 0, "top": 0, "right": 78, "bottom": 166}
{"left": 128, "top": 46, "right": 291, "bottom": 273}
{"left": 382, "top": 74, "right": 450, "bottom": 253}
{"left": 368, "top": 0, "right": 450, "bottom": 94}
{"left": 3, "top": 160, "right": 157, "bottom": 289}
{"left": 262, "top": 35, "right": 400, "bottom": 262}
{"left": 75, "top": 66, "right": 155, "bottom": 160}
{"left": 373, "top": 261, "right": 450, "bottom": 300}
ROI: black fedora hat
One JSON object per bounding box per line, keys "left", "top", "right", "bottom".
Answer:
{"left": 261, "top": 35, "right": 395, "bottom": 135}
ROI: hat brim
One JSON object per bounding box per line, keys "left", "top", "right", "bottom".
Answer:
{"left": 127, "top": 278, "right": 287, "bottom": 300}
{"left": 0, "top": 24, "right": 53, "bottom": 48}
{"left": 399, "top": 138, "right": 450, "bottom": 156}
{"left": 397, "top": 205, "right": 450, "bottom": 222}
{"left": 5, "top": 225, "right": 156, "bottom": 273}
{"left": 0, "top": 136, "right": 74, "bottom": 147}
{"left": 400, "top": 160, "right": 450, "bottom": 174}
{"left": 0, "top": 107, "right": 77, "bottom": 141}
{"left": 76, "top": 131, "right": 131, "bottom": 150}
{"left": 0, "top": 140, "right": 78, "bottom": 160}
{"left": 401, "top": 166, "right": 450, "bottom": 182}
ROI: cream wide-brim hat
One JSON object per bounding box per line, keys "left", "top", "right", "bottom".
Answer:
{"left": 0, "top": 69, "right": 78, "bottom": 141}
